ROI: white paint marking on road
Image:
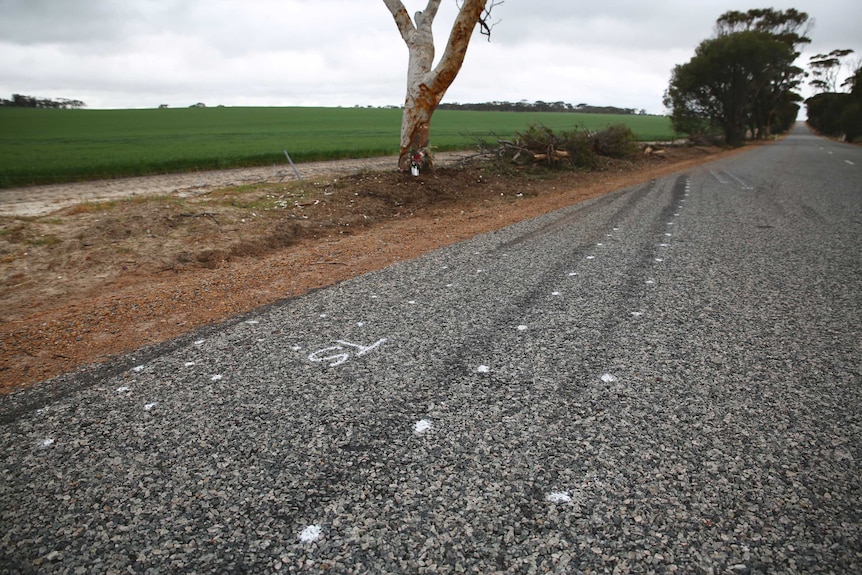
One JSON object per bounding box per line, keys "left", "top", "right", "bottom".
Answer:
{"left": 42, "top": 438, "right": 55, "bottom": 447}
{"left": 846, "top": 160, "right": 855, "bottom": 165}
{"left": 414, "top": 419, "right": 433, "bottom": 434}
{"left": 408, "top": 300, "right": 417, "bottom": 304}
{"left": 665, "top": 233, "right": 672, "bottom": 237}
{"left": 246, "top": 320, "right": 259, "bottom": 325}
{"left": 646, "top": 279, "right": 656, "bottom": 285}
{"left": 184, "top": 361, "right": 195, "bottom": 367}
{"left": 545, "top": 492, "right": 572, "bottom": 504}
{"left": 116, "top": 386, "right": 130, "bottom": 393}
{"left": 659, "top": 243, "right": 669, "bottom": 247}
{"left": 477, "top": 365, "right": 490, "bottom": 373}
{"left": 601, "top": 373, "right": 618, "bottom": 383}
{"left": 655, "top": 258, "right": 664, "bottom": 262}
{"left": 517, "top": 325, "right": 528, "bottom": 331}
{"left": 308, "top": 339, "right": 387, "bottom": 367}
{"left": 597, "top": 243, "right": 604, "bottom": 246}
{"left": 194, "top": 339, "right": 205, "bottom": 345}
{"left": 552, "top": 291, "right": 562, "bottom": 296}
{"left": 568, "top": 272, "right": 578, "bottom": 276}
{"left": 132, "top": 365, "right": 144, "bottom": 372}
{"left": 586, "top": 255, "right": 595, "bottom": 260}
{"left": 144, "top": 402, "right": 157, "bottom": 411}
{"left": 631, "top": 311, "right": 644, "bottom": 317}
{"left": 357, "top": 322, "right": 365, "bottom": 327}
{"left": 446, "top": 283, "right": 454, "bottom": 287}
{"left": 709, "top": 169, "right": 730, "bottom": 184}
{"left": 319, "top": 314, "right": 327, "bottom": 318}
{"left": 291, "top": 345, "right": 302, "bottom": 351}
{"left": 211, "top": 374, "right": 223, "bottom": 382}
{"left": 299, "top": 525, "right": 322, "bottom": 543}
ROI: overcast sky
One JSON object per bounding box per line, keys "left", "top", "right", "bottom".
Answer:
{"left": 1, "top": 0, "right": 860, "bottom": 114}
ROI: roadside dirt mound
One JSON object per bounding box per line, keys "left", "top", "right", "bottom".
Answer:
{"left": 1, "top": 146, "right": 743, "bottom": 392}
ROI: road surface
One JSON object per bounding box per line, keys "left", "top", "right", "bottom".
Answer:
{"left": 2, "top": 124, "right": 860, "bottom": 573}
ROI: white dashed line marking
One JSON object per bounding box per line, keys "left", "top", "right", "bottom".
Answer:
{"left": 846, "top": 160, "right": 855, "bottom": 165}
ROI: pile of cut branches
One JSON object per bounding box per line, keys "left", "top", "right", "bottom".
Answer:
{"left": 477, "top": 123, "right": 639, "bottom": 169}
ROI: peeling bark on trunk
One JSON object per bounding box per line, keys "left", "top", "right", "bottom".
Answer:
{"left": 383, "top": 0, "right": 489, "bottom": 171}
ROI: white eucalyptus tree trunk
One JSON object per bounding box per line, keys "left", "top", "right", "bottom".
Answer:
{"left": 383, "top": 0, "right": 489, "bottom": 170}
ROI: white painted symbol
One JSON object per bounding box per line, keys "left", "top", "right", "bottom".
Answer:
{"left": 308, "top": 339, "right": 387, "bottom": 367}
{"left": 545, "top": 492, "right": 571, "bottom": 504}
{"left": 299, "top": 525, "right": 322, "bottom": 543}
{"left": 601, "top": 373, "right": 618, "bottom": 383}
{"left": 414, "top": 419, "right": 433, "bottom": 434}
{"left": 477, "top": 365, "right": 490, "bottom": 373}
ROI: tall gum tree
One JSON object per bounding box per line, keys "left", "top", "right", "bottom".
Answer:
{"left": 383, "top": 0, "right": 495, "bottom": 171}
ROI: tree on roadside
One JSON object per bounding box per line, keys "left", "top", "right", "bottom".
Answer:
{"left": 383, "top": 0, "right": 500, "bottom": 171}
{"left": 664, "top": 8, "right": 809, "bottom": 145}
{"left": 809, "top": 49, "right": 856, "bottom": 93}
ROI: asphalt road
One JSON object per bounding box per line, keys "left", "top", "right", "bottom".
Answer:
{"left": 2, "top": 124, "right": 860, "bottom": 574}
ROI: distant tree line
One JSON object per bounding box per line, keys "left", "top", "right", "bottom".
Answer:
{"left": 0, "top": 94, "right": 86, "bottom": 109}
{"left": 437, "top": 101, "right": 647, "bottom": 115}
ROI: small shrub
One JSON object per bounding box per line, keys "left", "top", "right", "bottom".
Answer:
{"left": 590, "top": 124, "right": 638, "bottom": 158}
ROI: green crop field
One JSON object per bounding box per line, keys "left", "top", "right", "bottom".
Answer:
{"left": 0, "top": 107, "right": 674, "bottom": 188}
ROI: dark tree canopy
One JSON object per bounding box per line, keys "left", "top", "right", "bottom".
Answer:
{"left": 664, "top": 8, "right": 808, "bottom": 145}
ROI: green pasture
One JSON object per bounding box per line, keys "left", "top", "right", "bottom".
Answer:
{"left": 0, "top": 107, "right": 673, "bottom": 187}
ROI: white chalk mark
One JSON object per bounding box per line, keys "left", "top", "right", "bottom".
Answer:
{"left": 299, "top": 525, "right": 322, "bottom": 543}
{"left": 116, "top": 386, "right": 130, "bottom": 393}
{"left": 211, "top": 374, "right": 223, "bottom": 382}
{"left": 42, "top": 438, "right": 55, "bottom": 447}
{"left": 308, "top": 339, "right": 387, "bottom": 367}
{"left": 545, "top": 492, "right": 572, "bottom": 504}
{"left": 414, "top": 419, "right": 433, "bottom": 434}
{"left": 477, "top": 365, "right": 490, "bottom": 373}
{"left": 144, "top": 403, "right": 157, "bottom": 411}
{"left": 601, "top": 373, "right": 618, "bottom": 383}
